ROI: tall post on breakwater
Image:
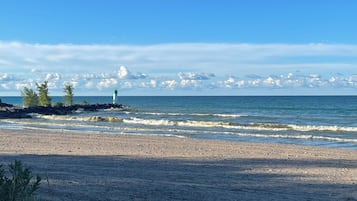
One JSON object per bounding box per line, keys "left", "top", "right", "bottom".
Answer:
{"left": 113, "top": 89, "right": 118, "bottom": 104}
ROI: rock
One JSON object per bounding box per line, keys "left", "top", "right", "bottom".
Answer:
{"left": 0, "top": 103, "right": 123, "bottom": 119}
{"left": 0, "top": 102, "right": 14, "bottom": 108}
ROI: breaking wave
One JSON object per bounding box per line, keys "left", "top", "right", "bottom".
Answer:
{"left": 123, "top": 117, "right": 232, "bottom": 127}
{"left": 123, "top": 117, "right": 357, "bottom": 133}
{"left": 38, "top": 115, "right": 123, "bottom": 122}
{"left": 250, "top": 123, "right": 357, "bottom": 132}
{"left": 228, "top": 132, "right": 357, "bottom": 143}
{"left": 125, "top": 111, "right": 245, "bottom": 118}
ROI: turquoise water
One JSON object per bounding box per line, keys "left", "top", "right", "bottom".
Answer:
{"left": 1, "top": 96, "right": 357, "bottom": 149}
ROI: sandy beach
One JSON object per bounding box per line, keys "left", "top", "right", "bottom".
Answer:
{"left": 0, "top": 129, "right": 356, "bottom": 201}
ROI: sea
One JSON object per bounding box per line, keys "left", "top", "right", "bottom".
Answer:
{"left": 1, "top": 96, "right": 357, "bottom": 150}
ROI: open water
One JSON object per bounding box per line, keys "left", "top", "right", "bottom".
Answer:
{"left": 1, "top": 96, "right": 357, "bottom": 149}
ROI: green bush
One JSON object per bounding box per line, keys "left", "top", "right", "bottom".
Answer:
{"left": 0, "top": 160, "right": 41, "bottom": 201}
{"left": 81, "top": 100, "right": 89, "bottom": 105}
{"left": 21, "top": 87, "right": 39, "bottom": 108}
{"left": 37, "top": 81, "right": 52, "bottom": 107}
{"left": 63, "top": 84, "right": 74, "bottom": 106}
{"left": 54, "top": 102, "right": 64, "bottom": 107}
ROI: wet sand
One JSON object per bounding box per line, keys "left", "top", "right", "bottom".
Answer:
{"left": 0, "top": 129, "right": 356, "bottom": 201}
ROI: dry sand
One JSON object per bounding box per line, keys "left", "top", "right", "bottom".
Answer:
{"left": 0, "top": 129, "right": 356, "bottom": 201}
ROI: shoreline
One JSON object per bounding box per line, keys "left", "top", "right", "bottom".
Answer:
{"left": 1, "top": 129, "right": 356, "bottom": 200}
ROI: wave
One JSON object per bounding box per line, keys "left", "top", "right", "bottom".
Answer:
{"left": 123, "top": 117, "right": 233, "bottom": 128}
{"left": 38, "top": 115, "right": 123, "bottom": 123}
{"left": 250, "top": 123, "right": 357, "bottom": 132}
{"left": 123, "top": 117, "right": 357, "bottom": 133}
{"left": 123, "top": 118, "right": 176, "bottom": 126}
{"left": 31, "top": 114, "right": 357, "bottom": 133}
{"left": 125, "top": 111, "right": 245, "bottom": 118}
{"left": 103, "top": 107, "right": 124, "bottom": 112}
{"left": 229, "top": 132, "right": 357, "bottom": 143}
{"left": 2, "top": 119, "right": 357, "bottom": 145}
{"left": 213, "top": 114, "right": 245, "bottom": 118}
{"left": 15, "top": 125, "right": 186, "bottom": 139}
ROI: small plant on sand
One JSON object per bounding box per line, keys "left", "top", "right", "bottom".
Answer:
{"left": 0, "top": 160, "right": 41, "bottom": 201}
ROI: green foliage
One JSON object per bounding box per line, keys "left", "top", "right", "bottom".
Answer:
{"left": 81, "top": 100, "right": 89, "bottom": 105}
{"left": 37, "top": 81, "right": 52, "bottom": 107}
{"left": 21, "top": 87, "right": 39, "bottom": 108}
{"left": 0, "top": 160, "right": 41, "bottom": 201}
{"left": 54, "top": 102, "right": 64, "bottom": 107}
{"left": 63, "top": 84, "right": 74, "bottom": 106}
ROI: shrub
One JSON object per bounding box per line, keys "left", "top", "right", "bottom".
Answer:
{"left": 54, "top": 102, "right": 64, "bottom": 107}
{"left": 81, "top": 100, "right": 89, "bottom": 105}
{"left": 63, "top": 84, "right": 74, "bottom": 106}
{"left": 0, "top": 160, "right": 41, "bottom": 201}
{"left": 37, "top": 81, "right": 52, "bottom": 107}
{"left": 21, "top": 87, "right": 39, "bottom": 108}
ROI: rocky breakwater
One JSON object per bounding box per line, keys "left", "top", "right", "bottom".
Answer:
{"left": 0, "top": 103, "right": 123, "bottom": 119}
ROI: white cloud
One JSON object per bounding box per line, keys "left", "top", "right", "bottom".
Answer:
{"left": 223, "top": 77, "right": 235, "bottom": 88}
{"left": 117, "top": 65, "right": 129, "bottom": 79}
{"left": 85, "top": 81, "right": 94, "bottom": 89}
{"left": 117, "top": 65, "right": 147, "bottom": 79}
{"left": 1, "top": 83, "right": 10, "bottom": 90}
{"left": 178, "top": 72, "right": 215, "bottom": 80}
{"left": 15, "top": 83, "right": 30, "bottom": 90}
{"left": 123, "top": 81, "right": 133, "bottom": 89}
{"left": 161, "top": 80, "right": 177, "bottom": 90}
{"left": 180, "top": 80, "right": 199, "bottom": 88}
{"left": 1, "top": 42, "right": 357, "bottom": 75}
{"left": 96, "top": 78, "right": 118, "bottom": 90}
{"left": 150, "top": 80, "right": 157, "bottom": 88}
{"left": 45, "top": 73, "right": 62, "bottom": 81}
{"left": 2, "top": 41, "right": 357, "bottom": 95}
{"left": 0, "top": 73, "right": 17, "bottom": 82}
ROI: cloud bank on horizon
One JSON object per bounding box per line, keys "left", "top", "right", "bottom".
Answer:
{"left": 1, "top": 41, "right": 357, "bottom": 96}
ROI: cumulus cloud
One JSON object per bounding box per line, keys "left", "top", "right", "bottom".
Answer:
{"left": 117, "top": 66, "right": 129, "bottom": 79}
{"left": 117, "top": 65, "right": 147, "bottom": 79}
{"left": 85, "top": 81, "right": 95, "bottom": 89}
{"left": 216, "top": 72, "right": 357, "bottom": 90}
{"left": 97, "top": 78, "right": 118, "bottom": 90}
{"left": 178, "top": 72, "right": 215, "bottom": 80}
{"left": 1, "top": 41, "right": 357, "bottom": 95}
{"left": 180, "top": 80, "right": 199, "bottom": 88}
{"left": 45, "top": 73, "right": 62, "bottom": 81}
{"left": 161, "top": 80, "right": 177, "bottom": 90}
{"left": 1, "top": 83, "right": 10, "bottom": 90}
{"left": 223, "top": 77, "right": 235, "bottom": 88}
{"left": 0, "top": 73, "right": 17, "bottom": 82}
{"left": 150, "top": 80, "right": 157, "bottom": 88}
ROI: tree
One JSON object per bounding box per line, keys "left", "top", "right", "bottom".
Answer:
{"left": 63, "top": 84, "right": 74, "bottom": 106}
{"left": 37, "top": 81, "right": 52, "bottom": 107}
{"left": 21, "top": 87, "right": 39, "bottom": 108}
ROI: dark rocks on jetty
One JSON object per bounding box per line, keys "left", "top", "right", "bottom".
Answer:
{"left": 0, "top": 101, "right": 14, "bottom": 108}
{"left": 0, "top": 103, "right": 123, "bottom": 119}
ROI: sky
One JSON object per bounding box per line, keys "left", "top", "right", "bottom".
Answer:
{"left": 1, "top": 0, "right": 357, "bottom": 96}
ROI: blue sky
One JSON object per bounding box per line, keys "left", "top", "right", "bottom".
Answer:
{"left": 1, "top": 0, "right": 357, "bottom": 95}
